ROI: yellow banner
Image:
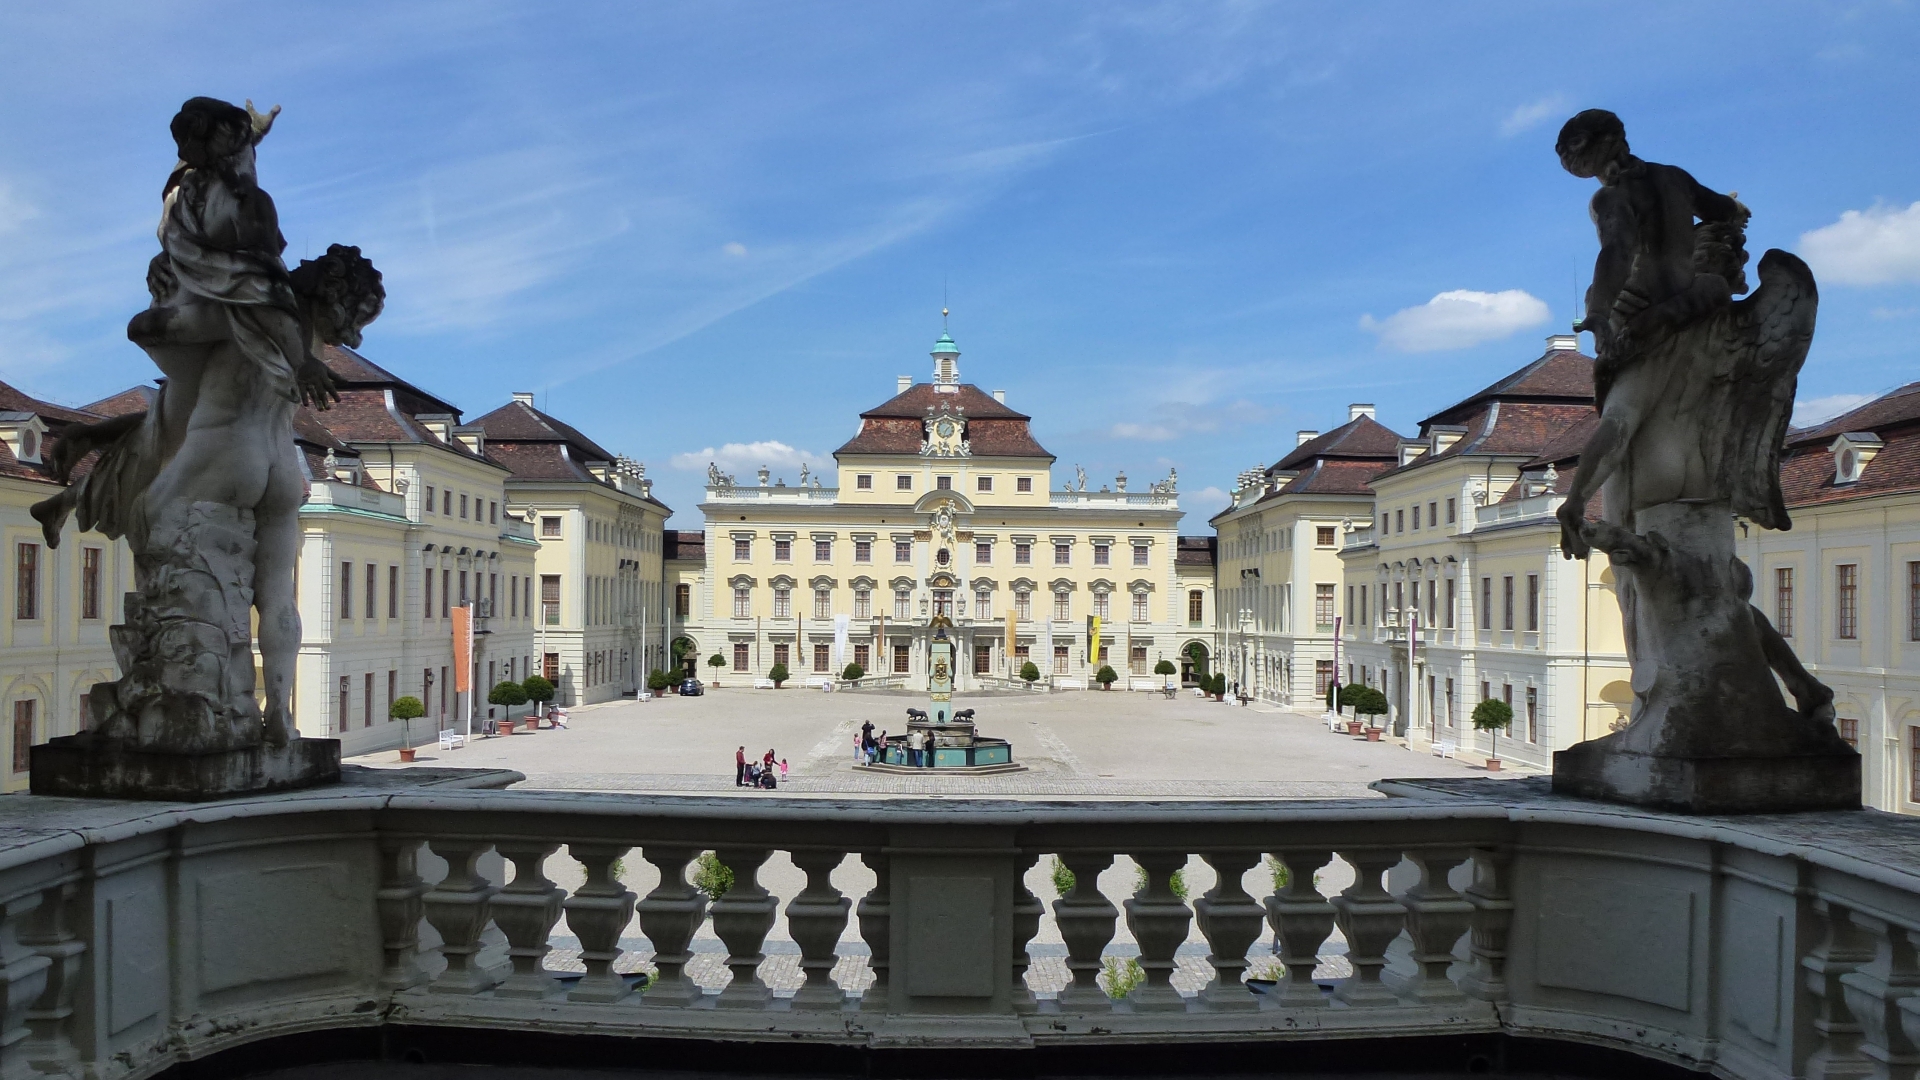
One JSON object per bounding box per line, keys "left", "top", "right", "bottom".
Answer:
{"left": 1089, "top": 615, "right": 1102, "bottom": 665}
{"left": 1005, "top": 611, "right": 1018, "bottom": 670}
{"left": 452, "top": 605, "right": 472, "bottom": 691}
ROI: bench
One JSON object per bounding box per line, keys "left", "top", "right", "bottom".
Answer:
{"left": 1431, "top": 740, "right": 1457, "bottom": 759}
{"left": 439, "top": 728, "right": 465, "bottom": 751}
{"left": 753, "top": 678, "right": 776, "bottom": 689}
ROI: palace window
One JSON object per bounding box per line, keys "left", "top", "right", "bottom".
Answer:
{"left": 1446, "top": 498, "right": 1457, "bottom": 524}
{"left": 1131, "top": 591, "right": 1148, "bottom": 622}
{"left": 1837, "top": 564, "right": 1859, "bottom": 639}
{"left": 1189, "top": 589, "right": 1204, "bottom": 624}
{"left": 1445, "top": 579, "right": 1456, "bottom": 628}
{"left": 1133, "top": 544, "right": 1149, "bottom": 567}
{"left": 541, "top": 515, "right": 561, "bottom": 537}
{"left": 936, "top": 476, "right": 952, "bottom": 490}
{"left": 1015, "top": 543, "right": 1032, "bottom": 565}
{"left": 854, "top": 643, "right": 869, "bottom": 670}
{"left": 1396, "top": 509, "right": 1404, "bottom": 533}
{"left": 855, "top": 540, "right": 871, "bottom": 562}
{"left": 1776, "top": 567, "right": 1794, "bottom": 637}
{"left": 1317, "top": 526, "right": 1336, "bottom": 547}
{"left": 1411, "top": 505, "right": 1421, "bottom": 530}
{"left": 773, "top": 539, "right": 791, "bottom": 561}
{"left": 1054, "top": 543, "right": 1071, "bottom": 566}
{"left": 733, "top": 643, "right": 749, "bottom": 671}
{"left": 1054, "top": 590, "right": 1070, "bottom": 621}
{"left": 424, "top": 571, "right": 434, "bottom": 620}
{"left": 856, "top": 474, "right": 873, "bottom": 490}
{"left": 976, "top": 541, "right": 992, "bottom": 563}
{"left": 815, "top": 539, "right": 832, "bottom": 561}
{"left": 1502, "top": 576, "right": 1515, "bottom": 631}
{"left": 81, "top": 547, "right": 102, "bottom": 620}
{"left": 1315, "top": 583, "right": 1335, "bottom": 631}
{"left": 390, "top": 566, "right": 400, "bottom": 619}
{"left": 366, "top": 564, "right": 378, "bottom": 621}
{"left": 773, "top": 587, "right": 791, "bottom": 618}
{"left": 854, "top": 589, "right": 871, "bottom": 619}
{"left": 933, "top": 590, "right": 952, "bottom": 618}
{"left": 339, "top": 562, "right": 353, "bottom": 620}
{"left": 1909, "top": 563, "right": 1920, "bottom": 641}
{"left": 893, "top": 643, "right": 910, "bottom": 673}
{"left": 12, "top": 700, "right": 34, "bottom": 775}
{"left": 1093, "top": 592, "right": 1109, "bottom": 620}
{"left": 1017, "top": 476, "right": 1032, "bottom": 493}
{"left": 424, "top": 485, "right": 435, "bottom": 513}
{"left": 734, "top": 537, "right": 750, "bottom": 560}
{"left": 773, "top": 643, "right": 788, "bottom": 668}
{"left": 895, "top": 540, "right": 912, "bottom": 562}
{"left": 814, "top": 643, "right": 830, "bottom": 673}
{"left": 1479, "top": 577, "right": 1492, "bottom": 630}
{"left": 1015, "top": 590, "right": 1032, "bottom": 620}
{"left": 976, "top": 644, "right": 993, "bottom": 675}
{"left": 1526, "top": 686, "right": 1539, "bottom": 742}
{"left": 1130, "top": 644, "right": 1148, "bottom": 676}
{"left": 1054, "top": 643, "right": 1070, "bottom": 669}
{"left": 1526, "top": 574, "right": 1540, "bottom": 632}
{"left": 1428, "top": 502, "right": 1438, "bottom": 529}
{"left": 541, "top": 575, "right": 560, "bottom": 625}
{"left": 976, "top": 590, "right": 991, "bottom": 617}
{"left": 895, "top": 589, "right": 912, "bottom": 620}
{"left": 977, "top": 476, "right": 993, "bottom": 492}
{"left": 896, "top": 475, "right": 912, "bottom": 490}
{"left": 814, "top": 588, "right": 830, "bottom": 620}
{"left": 1838, "top": 717, "right": 1859, "bottom": 748}
{"left": 676, "top": 583, "right": 691, "bottom": 618}
{"left": 1093, "top": 543, "right": 1110, "bottom": 566}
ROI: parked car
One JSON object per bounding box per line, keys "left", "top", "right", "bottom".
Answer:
{"left": 678, "top": 677, "right": 704, "bottom": 697}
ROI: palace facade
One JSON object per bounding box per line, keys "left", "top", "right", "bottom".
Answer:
{"left": 677, "top": 332, "right": 1218, "bottom": 691}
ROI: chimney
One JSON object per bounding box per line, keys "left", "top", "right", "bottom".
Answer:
{"left": 1546, "top": 333, "right": 1580, "bottom": 352}
{"left": 512, "top": 391, "right": 535, "bottom": 407}
{"left": 1295, "top": 430, "right": 1318, "bottom": 447}
{"left": 993, "top": 389, "right": 1006, "bottom": 404}
{"left": 897, "top": 375, "right": 912, "bottom": 395}
{"left": 1349, "top": 403, "right": 1376, "bottom": 421}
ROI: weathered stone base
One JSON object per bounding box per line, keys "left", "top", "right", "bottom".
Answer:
{"left": 30, "top": 734, "right": 341, "bottom": 801}
{"left": 1552, "top": 742, "right": 1860, "bottom": 814}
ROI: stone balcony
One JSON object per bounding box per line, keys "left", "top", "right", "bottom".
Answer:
{"left": 4, "top": 770, "right": 1919, "bottom": 1078}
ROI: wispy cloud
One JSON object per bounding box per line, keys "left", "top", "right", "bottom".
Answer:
{"left": 670, "top": 441, "right": 825, "bottom": 483}
{"left": 1499, "top": 94, "right": 1568, "bottom": 137}
{"left": 1793, "top": 393, "right": 1873, "bottom": 429}
{"left": 1185, "top": 485, "right": 1231, "bottom": 522}
{"left": 1106, "top": 397, "right": 1279, "bottom": 442}
{"left": 1872, "top": 306, "right": 1919, "bottom": 320}
{"left": 1801, "top": 201, "right": 1920, "bottom": 285}
{"left": 1360, "top": 289, "right": 1549, "bottom": 352}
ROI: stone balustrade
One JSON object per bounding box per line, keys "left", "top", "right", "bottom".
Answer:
{"left": 3, "top": 772, "right": 1919, "bottom": 1078}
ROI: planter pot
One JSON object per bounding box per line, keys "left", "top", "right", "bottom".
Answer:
{"left": 398, "top": 747, "right": 416, "bottom": 763}
{"left": 1347, "top": 721, "right": 1364, "bottom": 736}
{"left": 1485, "top": 757, "right": 1503, "bottom": 772}
{"left": 500, "top": 720, "right": 514, "bottom": 735}
{"left": 1365, "top": 728, "right": 1382, "bottom": 742}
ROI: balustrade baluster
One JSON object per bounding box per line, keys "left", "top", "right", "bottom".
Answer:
{"left": 1804, "top": 899, "right": 1875, "bottom": 1080}
{"left": 18, "top": 882, "right": 84, "bottom": 1078}
{"left": 1330, "top": 850, "right": 1406, "bottom": 1007}
{"left": 636, "top": 846, "right": 707, "bottom": 1006}
{"left": 1391, "top": 849, "right": 1472, "bottom": 1003}
{"left": 423, "top": 839, "right": 501, "bottom": 995}
{"left": 1125, "top": 852, "right": 1193, "bottom": 1012}
{"left": 1193, "top": 851, "right": 1262, "bottom": 1012}
{"left": 375, "top": 836, "right": 430, "bottom": 990}
{"left": 1840, "top": 915, "right": 1920, "bottom": 1078}
{"left": 710, "top": 848, "right": 778, "bottom": 1008}
{"left": 1010, "top": 853, "right": 1044, "bottom": 1014}
{"left": 563, "top": 845, "right": 637, "bottom": 1003}
{"left": 1458, "top": 846, "right": 1513, "bottom": 1002}
{"left": 1053, "top": 853, "right": 1118, "bottom": 1009}
{"left": 858, "top": 853, "right": 891, "bottom": 1011}
{"left": 491, "top": 843, "right": 566, "bottom": 999}
{"left": 1266, "top": 850, "right": 1335, "bottom": 1007}
{"left": 1, "top": 888, "right": 53, "bottom": 1074}
{"left": 785, "top": 850, "right": 851, "bottom": 1011}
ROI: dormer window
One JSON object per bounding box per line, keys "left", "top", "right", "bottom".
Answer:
{"left": 1830, "top": 432, "right": 1884, "bottom": 485}
{"left": 0, "top": 413, "right": 49, "bottom": 465}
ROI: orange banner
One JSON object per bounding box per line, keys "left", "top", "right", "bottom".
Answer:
{"left": 452, "top": 605, "right": 472, "bottom": 691}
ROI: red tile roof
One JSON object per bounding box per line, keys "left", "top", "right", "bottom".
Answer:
{"left": 1268, "top": 414, "right": 1402, "bottom": 473}
{"left": 1278, "top": 458, "right": 1397, "bottom": 497}
{"left": 83, "top": 385, "right": 157, "bottom": 418}
{"left": 1420, "top": 344, "right": 1594, "bottom": 429}
{"left": 1176, "top": 535, "right": 1217, "bottom": 567}
{"left": 0, "top": 379, "right": 106, "bottom": 485}
{"left": 469, "top": 399, "right": 617, "bottom": 462}
{"left": 665, "top": 529, "right": 705, "bottom": 561}
{"left": 1788, "top": 381, "right": 1920, "bottom": 448}
{"left": 836, "top": 383, "right": 1052, "bottom": 459}
{"left": 1778, "top": 382, "right": 1920, "bottom": 510}
{"left": 319, "top": 345, "right": 463, "bottom": 419}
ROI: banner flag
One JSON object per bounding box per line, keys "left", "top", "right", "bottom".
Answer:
{"left": 1004, "top": 611, "right": 1018, "bottom": 672}
{"left": 1040, "top": 620, "right": 1053, "bottom": 675}
{"left": 1089, "top": 615, "right": 1102, "bottom": 667}
{"left": 452, "top": 605, "right": 472, "bottom": 692}
{"left": 833, "top": 614, "right": 850, "bottom": 670}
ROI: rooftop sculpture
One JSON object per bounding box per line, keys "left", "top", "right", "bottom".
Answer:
{"left": 1547, "top": 109, "right": 1858, "bottom": 812}
{"left": 31, "top": 97, "right": 383, "bottom": 799}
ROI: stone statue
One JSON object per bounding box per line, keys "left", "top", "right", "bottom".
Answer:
{"left": 1547, "top": 110, "right": 1856, "bottom": 812}
{"left": 1074, "top": 465, "right": 1087, "bottom": 492}
{"left": 706, "top": 461, "right": 734, "bottom": 488}
{"left": 30, "top": 98, "right": 382, "bottom": 799}
{"left": 797, "top": 462, "right": 810, "bottom": 487}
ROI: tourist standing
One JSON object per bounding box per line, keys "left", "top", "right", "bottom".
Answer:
{"left": 735, "top": 746, "right": 747, "bottom": 787}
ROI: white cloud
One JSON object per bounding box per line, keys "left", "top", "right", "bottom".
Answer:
{"left": 0, "top": 182, "right": 38, "bottom": 234}
{"left": 722, "top": 241, "right": 748, "bottom": 257}
{"left": 1800, "top": 201, "right": 1920, "bottom": 285}
{"left": 670, "top": 440, "right": 824, "bottom": 483}
{"left": 1499, "top": 94, "right": 1568, "bottom": 138}
{"left": 1103, "top": 397, "right": 1278, "bottom": 442}
{"left": 1360, "top": 289, "right": 1549, "bottom": 352}
{"left": 1185, "top": 486, "right": 1231, "bottom": 522}
{"left": 1872, "top": 306, "right": 1919, "bottom": 320}
{"left": 1792, "top": 393, "right": 1873, "bottom": 429}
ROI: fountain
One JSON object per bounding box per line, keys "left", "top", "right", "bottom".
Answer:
{"left": 864, "top": 618, "right": 1023, "bottom": 773}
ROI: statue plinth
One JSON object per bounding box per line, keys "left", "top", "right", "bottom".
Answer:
{"left": 31, "top": 733, "right": 339, "bottom": 802}
{"left": 1551, "top": 501, "right": 1859, "bottom": 813}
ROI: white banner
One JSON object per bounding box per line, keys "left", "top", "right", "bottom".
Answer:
{"left": 1040, "top": 621, "right": 1053, "bottom": 676}
{"left": 833, "top": 614, "right": 850, "bottom": 670}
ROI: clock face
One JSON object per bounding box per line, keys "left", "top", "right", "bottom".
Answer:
{"left": 936, "top": 419, "right": 955, "bottom": 438}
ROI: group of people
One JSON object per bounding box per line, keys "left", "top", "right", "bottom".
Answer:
{"left": 854, "top": 721, "right": 936, "bottom": 767}
{"left": 734, "top": 746, "right": 787, "bottom": 789}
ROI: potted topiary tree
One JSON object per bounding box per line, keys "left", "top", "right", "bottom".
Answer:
{"left": 1352, "top": 686, "right": 1390, "bottom": 739}
{"left": 769, "top": 662, "right": 789, "bottom": 688}
{"left": 1020, "top": 660, "right": 1041, "bottom": 689}
{"left": 707, "top": 653, "right": 726, "bottom": 687}
{"left": 489, "top": 679, "right": 529, "bottom": 732}
{"left": 522, "top": 674, "right": 555, "bottom": 721}
{"left": 841, "top": 662, "right": 864, "bottom": 684}
{"left": 1154, "top": 658, "right": 1176, "bottom": 694}
{"left": 1210, "top": 673, "right": 1229, "bottom": 702}
{"left": 647, "top": 669, "right": 674, "bottom": 697}
{"left": 1095, "top": 664, "right": 1118, "bottom": 691}
{"left": 1472, "top": 697, "right": 1514, "bottom": 770}
{"left": 1337, "top": 684, "right": 1367, "bottom": 733}
{"left": 390, "top": 695, "right": 425, "bottom": 761}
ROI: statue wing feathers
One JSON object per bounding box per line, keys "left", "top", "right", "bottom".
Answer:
{"left": 1721, "top": 250, "right": 1818, "bottom": 530}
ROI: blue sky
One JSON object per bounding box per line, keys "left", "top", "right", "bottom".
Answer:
{"left": 3, "top": 3, "right": 1918, "bottom": 527}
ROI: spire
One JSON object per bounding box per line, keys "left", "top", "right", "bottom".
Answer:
{"left": 931, "top": 320, "right": 960, "bottom": 391}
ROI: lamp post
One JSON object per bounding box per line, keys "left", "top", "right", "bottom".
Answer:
{"left": 1237, "top": 608, "right": 1253, "bottom": 701}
